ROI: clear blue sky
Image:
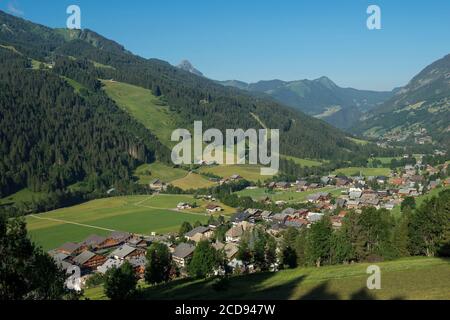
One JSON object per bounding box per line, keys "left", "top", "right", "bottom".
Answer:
{"left": 2, "top": 0, "right": 450, "bottom": 91}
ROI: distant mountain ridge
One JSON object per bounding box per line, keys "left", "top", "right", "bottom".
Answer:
{"left": 352, "top": 54, "right": 450, "bottom": 148}
{"left": 218, "top": 77, "right": 393, "bottom": 129}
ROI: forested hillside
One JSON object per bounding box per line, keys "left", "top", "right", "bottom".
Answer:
{"left": 219, "top": 77, "right": 393, "bottom": 129}
{"left": 353, "top": 54, "right": 450, "bottom": 148}
{"left": 0, "top": 10, "right": 382, "bottom": 202}
{"left": 0, "top": 46, "right": 168, "bottom": 198}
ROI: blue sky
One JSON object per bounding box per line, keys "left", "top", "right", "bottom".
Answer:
{"left": 2, "top": 0, "right": 450, "bottom": 91}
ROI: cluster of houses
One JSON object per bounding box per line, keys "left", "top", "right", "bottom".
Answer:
{"left": 48, "top": 231, "right": 149, "bottom": 285}
{"left": 49, "top": 159, "right": 449, "bottom": 291}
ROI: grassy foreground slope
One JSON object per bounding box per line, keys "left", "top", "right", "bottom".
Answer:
{"left": 85, "top": 257, "right": 450, "bottom": 300}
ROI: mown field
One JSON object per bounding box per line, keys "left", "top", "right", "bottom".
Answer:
{"left": 85, "top": 257, "right": 450, "bottom": 300}
{"left": 235, "top": 186, "right": 342, "bottom": 203}
{"left": 134, "top": 162, "right": 188, "bottom": 184}
{"left": 26, "top": 194, "right": 234, "bottom": 251}
{"left": 333, "top": 167, "right": 391, "bottom": 177}
{"left": 171, "top": 173, "right": 217, "bottom": 190}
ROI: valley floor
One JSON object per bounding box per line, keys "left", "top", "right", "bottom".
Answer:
{"left": 84, "top": 257, "right": 450, "bottom": 300}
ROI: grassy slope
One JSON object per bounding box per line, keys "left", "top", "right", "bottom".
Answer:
{"left": 102, "top": 80, "right": 180, "bottom": 147}
{"left": 0, "top": 188, "right": 45, "bottom": 205}
{"left": 333, "top": 167, "right": 391, "bottom": 177}
{"left": 198, "top": 165, "right": 274, "bottom": 182}
{"left": 134, "top": 162, "right": 188, "bottom": 184}
{"left": 85, "top": 257, "right": 450, "bottom": 300}
{"left": 282, "top": 156, "right": 323, "bottom": 167}
{"left": 25, "top": 194, "right": 233, "bottom": 251}
{"left": 236, "top": 186, "right": 342, "bottom": 203}
{"left": 171, "top": 173, "right": 217, "bottom": 190}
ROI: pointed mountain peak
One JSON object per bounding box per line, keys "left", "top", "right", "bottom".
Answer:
{"left": 177, "top": 59, "right": 203, "bottom": 77}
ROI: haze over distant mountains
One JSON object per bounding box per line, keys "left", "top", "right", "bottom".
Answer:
{"left": 218, "top": 77, "right": 395, "bottom": 129}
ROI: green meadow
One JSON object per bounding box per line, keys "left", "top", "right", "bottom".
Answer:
{"left": 25, "top": 194, "right": 230, "bottom": 251}
{"left": 236, "top": 186, "right": 342, "bottom": 203}
{"left": 134, "top": 162, "right": 188, "bottom": 184}
{"left": 333, "top": 167, "right": 390, "bottom": 177}
{"left": 198, "top": 164, "right": 274, "bottom": 182}
{"left": 85, "top": 257, "right": 450, "bottom": 300}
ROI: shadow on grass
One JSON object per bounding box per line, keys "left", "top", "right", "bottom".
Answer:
{"left": 139, "top": 272, "right": 307, "bottom": 300}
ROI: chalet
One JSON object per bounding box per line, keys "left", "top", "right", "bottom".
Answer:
{"left": 97, "top": 258, "right": 124, "bottom": 274}
{"left": 206, "top": 204, "right": 223, "bottom": 213}
{"left": 349, "top": 188, "right": 363, "bottom": 200}
{"left": 383, "top": 202, "right": 395, "bottom": 210}
{"left": 331, "top": 216, "right": 342, "bottom": 229}
{"left": 275, "top": 182, "right": 290, "bottom": 189}
{"left": 149, "top": 179, "right": 166, "bottom": 191}
{"left": 306, "top": 212, "right": 324, "bottom": 223}
{"left": 177, "top": 202, "right": 192, "bottom": 210}
{"left": 390, "top": 177, "right": 405, "bottom": 186}
{"left": 127, "top": 237, "right": 148, "bottom": 248}
{"left": 444, "top": 178, "right": 450, "bottom": 186}
{"left": 271, "top": 213, "right": 289, "bottom": 224}
{"left": 110, "top": 244, "right": 145, "bottom": 260}
{"left": 213, "top": 242, "right": 239, "bottom": 260}
{"left": 336, "top": 198, "right": 347, "bottom": 208}
{"left": 268, "top": 222, "right": 287, "bottom": 236}
{"left": 285, "top": 219, "right": 306, "bottom": 229}
{"left": 81, "top": 234, "right": 111, "bottom": 251}
{"left": 73, "top": 251, "right": 107, "bottom": 271}
{"left": 309, "top": 183, "right": 319, "bottom": 189}
{"left": 225, "top": 225, "right": 244, "bottom": 243}
{"left": 57, "top": 242, "right": 87, "bottom": 256}
{"left": 281, "top": 207, "right": 296, "bottom": 216}
{"left": 321, "top": 176, "right": 331, "bottom": 185}
{"left": 296, "top": 180, "right": 308, "bottom": 190}
{"left": 48, "top": 250, "right": 74, "bottom": 273}
{"left": 230, "top": 212, "right": 251, "bottom": 224}
{"left": 376, "top": 176, "right": 388, "bottom": 184}
{"left": 307, "top": 192, "right": 330, "bottom": 203}
{"left": 230, "top": 174, "right": 242, "bottom": 181}
{"left": 346, "top": 200, "right": 360, "bottom": 209}
{"left": 108, "top": 231, "right": 133, "bottom": 246}
{"left": 185, "top": 226, "right": 213, "bottom": 242}
{"left": 398, "top": 188, "right": 417, "bottom": 197}
{"left": 172, "top": 243, "right": 195, "bottom": 267}
{"left": 261, "top": 210, "right": 274, "bottom": 221}
{"left": 428, "top": 180, "right": 440, "bottom": 190}
{"left": 335, "top": 177, "right": 350, "bottom": 187}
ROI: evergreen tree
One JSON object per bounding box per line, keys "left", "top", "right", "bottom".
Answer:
{"left": 104, "top": 261, "right": 137, "bottom": 300}
{"left": 188, "top": 240, "right": 219, "bottom": 278}
{"left": 145, "top": 242, "right": 172, "bottom": 285}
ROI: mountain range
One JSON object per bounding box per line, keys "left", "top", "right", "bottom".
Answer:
{"left": 0, "top": 10, "right": 372, "bottom": 198}
{"left": 352, "top": 54, "right": 450, "bottom": 148}
{"left": 218, "top": 77, "right": 394, "bottom": 129}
